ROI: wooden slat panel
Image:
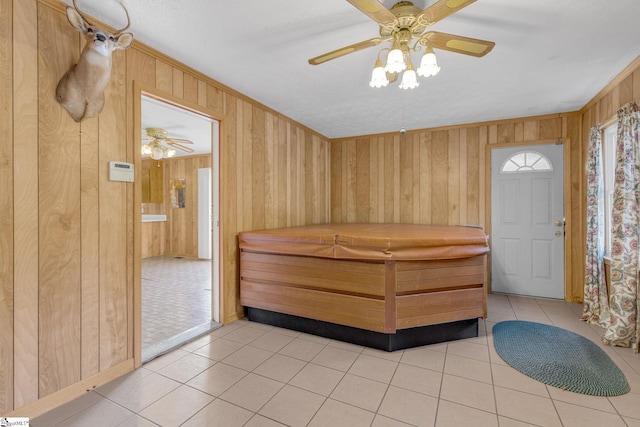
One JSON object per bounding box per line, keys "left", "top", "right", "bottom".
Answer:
{"left": 419, "top": 132, "right": 432, "bottom": 224}
{"left": 396, "top": 258, "right": 484, "bottom": 292}
{"left": 466, "top": 128, "right": 479, "bottom": 225}
{"left": 221, "top": 94, "right": 241, "bottom": 320}
{"left": 38, "top": 6, "right": 81, "bottom": 397}
{"left": 252, "top": 107, "right": 265, "bottom": 229}
{"left": 447, "top": 130, "right": 460, "bottom": 225}
{"left": 241, "top": 252, "right": 385, "bottom": 285}
{"left": 241, "top": 281, "right": 386, "bottom": 332}
{"left": 12, "top": 0, "right": 39, "bottom": 411}
{"left": 155, "top": 60, "right": 173, "bottom": 93}
{"left": 431, "top": 131, "right": 448, "bottom": 224}
{"left": 356, "top": 139, "right": 370, "bottom": 222}
{"left": 99, "top": 33, "right": 129, "bottom": 369}
{"left": 206, "top": 84, "right": 224, "bottom": 117}
{"left": 397, "top": 257, "right": 483, "bottom": 271}
{"left": 80, "top": 106, "right": 100, "bottom": 379}
{"left": 0, "top": 0, "right": 13, "bottom": 413}
{"left": 126, "top": 48, "right": 155, "bottom": 87}
{"left": 240, "top": 262, "right": 386, "bottom": 296}
{"left": 172, "top": 68, "right": 184, "bottom": 98}
{"left": 399, "top": 136, "right": 413, "bottom": 224}
{"left": 183, "top": 73, "right": 198, "bottom": 104}
{"left": 396, "top": 288, "right": 484, "bottom": 329}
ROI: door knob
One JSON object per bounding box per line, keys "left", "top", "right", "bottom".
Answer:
{"left": 554, "top": 220, "right": 564, "bottom": 227}
{"left": 555, "top": 231, "right": 563, "bottom": 237}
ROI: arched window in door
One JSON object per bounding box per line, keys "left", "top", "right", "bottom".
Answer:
{"left": 500, "top": 150, "right": 553, "bottom": 173}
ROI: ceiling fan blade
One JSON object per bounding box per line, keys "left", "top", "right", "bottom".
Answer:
{"left": 167, "top": 141, "right": 194, "bottom": 153}
{"left": 309, "top": 37, "right": 383, "bottom": 65}
{"left": 346, "top": 0, "right": 396, "bottom": 24}
{"left": 166, "top": 138, "right": 193, "bottom": 144}
{"left": 421, "top": 31, "right": 494, "bottom": 57}
{"left": 421, "top": 0, "right": 477, "bottom": 25}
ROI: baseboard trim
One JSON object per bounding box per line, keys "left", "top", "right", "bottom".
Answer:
{"left": 7, "top": 358, "right": 134, "bottom": 419}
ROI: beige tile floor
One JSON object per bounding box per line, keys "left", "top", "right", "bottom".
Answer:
{"left": 32, "top": 294, "right": 640, "bottom": 427}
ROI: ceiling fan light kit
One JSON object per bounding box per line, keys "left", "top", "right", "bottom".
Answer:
{"left": 142, "top": 127, "right": 194, "bottom": 160}
{"left": 310, "top": 0, "right": 494, "bottom": 90}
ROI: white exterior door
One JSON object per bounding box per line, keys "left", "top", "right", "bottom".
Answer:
{"left": 491, "top": 144, "right": 565, "bottom": 299}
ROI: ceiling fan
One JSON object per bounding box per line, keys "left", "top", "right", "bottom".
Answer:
{"left": 309, "top": 0, "right": 495, "bottom": 88}
{"left": 141, "top": 127, "right": 194, "bottom": 160}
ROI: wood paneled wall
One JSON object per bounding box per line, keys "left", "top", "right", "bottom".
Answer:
{"left": 163, "top": 154, "right": 211, "bottom": 258}
{"left": 2, "top": 0, "right": 330, "bottom": 416}
{"left": 581, "top": 57, "right": 640, "bottom": 151}
{"left": 330, "top": 114, "right": 584, "bottom": 301}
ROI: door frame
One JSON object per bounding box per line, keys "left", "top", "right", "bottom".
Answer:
{"left": 133, "top": 82, "right": 223, "bottom": 368}
{"left": 485, "top": 138, "right": 572, "bottom": 300}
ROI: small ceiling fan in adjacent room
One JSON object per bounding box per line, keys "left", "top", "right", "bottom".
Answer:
{"left": 141, "top": 127, "right": 194, "bottom": 160}
{"left": 309, "top": 0, "right": 495, "bottom": 89}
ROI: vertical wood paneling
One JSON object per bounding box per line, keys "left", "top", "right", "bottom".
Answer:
{"left": 419, "top": 132, "right": 432, "bottom": 224}
{"left": 172, "top": 68, "right": 184, "bottom": 98}
{"left": 155, "top": 60, "right": 172, "bottom": 93}
{"left": 38, "top": 7, "right": 81, "bottom": 397}
{"left": 459, "top": 129, "right": 468, "bottom": 225}
{"left": 277, "top": 119, "right": 288, "bottom": 226}
{"left": 221, "top": 94, "right": 240, "bottom": 319}
{"left": 80, "top": 114, "right": 100, "bottom": 378}
{"left": 207, "top": 84, "right": 224, "bottom": 117}
{"left": 6, "top": 0, "right": 332, "bottom": 415}
{"left": 447, "top": 130, "right": 460, "bottom": 225}
{"left": 331, "top": 142, "right": 342, "bottom": 222}
{"left": 383, "top": 137, "right": 395, "bottom": 222}
{"left": 1, "top": 0, "right": 13, "bottom": 413}
{"left": 399, "top": 136, "right": 413, "bottom": 223}
{"left": 12, "top": 0, "right": 38, "bottom": 409}
{"left": 356, "top": 139, "right": 370, "bottom": 222}
{"left": 264, "top": 113, "right": 275, "bottom": 229}
{"left": 166, "top": 158, "right": 184, "bottom": 254}
{"left": 466, "top": 128, "right": 480, "bottom": 225}
{"left": 198, "top": 80, "right": 207, "bottom": 108}
{"left": 242, "top": 100, "right": 253, "bottom": 229}
{"left": 183, "top": 73, "right": 198, "bottom": 104}
{"left": 431, "top": 131, "right": 448, "bottom": 224}
{"left": 329, "top": 112, "right": 588, "bottom": 301}
{"left": 252, "top": 107, "right": 265, "bottom": 229}
{"left": 99, "top": 37, "right": 128, "bottom": 369}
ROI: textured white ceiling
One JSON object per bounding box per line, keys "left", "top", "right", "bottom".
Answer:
{"left": 67, "top": 0, "right": 640, "bottom": 139}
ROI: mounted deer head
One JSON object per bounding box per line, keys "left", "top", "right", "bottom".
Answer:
{"left": 56, "top": 0, "right": 133, "bottom": 122}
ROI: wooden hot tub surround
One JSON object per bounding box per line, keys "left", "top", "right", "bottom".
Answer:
{"left": 239, "top": 223, "right": 489, "bottom": 350}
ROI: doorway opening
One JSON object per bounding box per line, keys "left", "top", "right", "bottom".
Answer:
{"left": 138, "top": 92, "right": 221, "bottom": 363}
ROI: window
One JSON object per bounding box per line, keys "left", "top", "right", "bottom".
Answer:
{"left": 500, "top": 151, "right": 553, "bottom": 173}
{"left": 603, "top": 123, "right": 617, "bottom": 257}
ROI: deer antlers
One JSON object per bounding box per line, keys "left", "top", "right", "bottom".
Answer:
{"left": 71, "top": 0, "right": 131, "bottom": 35}
{"left": 55, "top": 0, "right": 134, "bottom": 122}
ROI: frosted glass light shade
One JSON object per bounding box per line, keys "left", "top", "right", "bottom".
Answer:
{"left": 150, "top": 145, "right": 165, "bottom": 160}
{"left": 399, "top": 68, "right": 419, "bottom": 90}
{"left": 385, "top": 48, "right": 406, "bottom": 73}
{"left": 417, "top": 48, "right": 440, "bottom": 77}
{"left": 369, "top": 59, "right": 389, "bottom": 88}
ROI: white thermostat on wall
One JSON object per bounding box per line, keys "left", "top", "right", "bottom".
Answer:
{"left": 109, "top": 161, "right": 134, "bottom": 182}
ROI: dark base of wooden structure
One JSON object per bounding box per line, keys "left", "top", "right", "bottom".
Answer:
{"left": 246, "top": 307, "right": 479, "bottom": 352}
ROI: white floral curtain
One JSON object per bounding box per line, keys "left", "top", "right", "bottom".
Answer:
{"left": 603, "top": 100, "right": 640, "bottom": 352}
{"left": 582, "top": 124, "right": 610, "bottom": 326}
